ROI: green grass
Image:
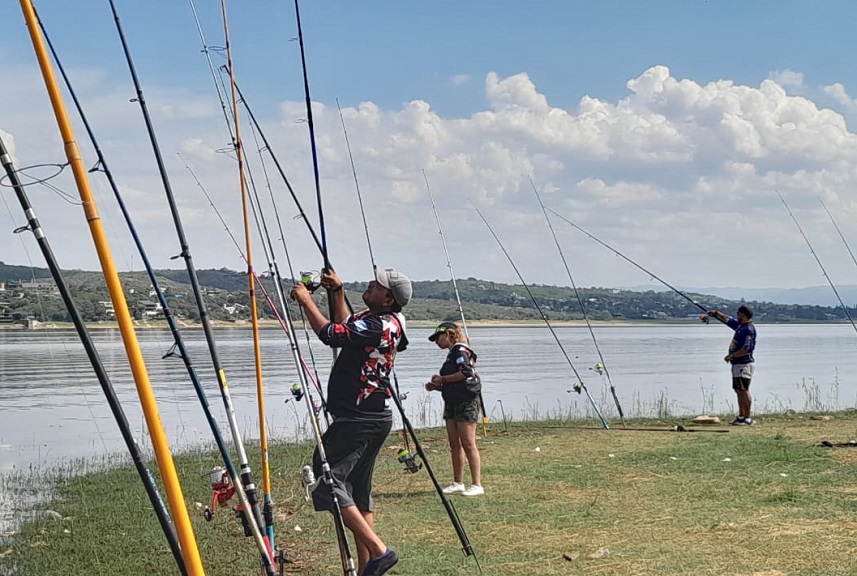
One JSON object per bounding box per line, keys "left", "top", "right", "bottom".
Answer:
{"left": 5, "top": 413, "right": 857, "bottom": 575}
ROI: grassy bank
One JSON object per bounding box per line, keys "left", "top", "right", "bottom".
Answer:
{"left": 4, "top": 412, "right": 857, "bottom": 575}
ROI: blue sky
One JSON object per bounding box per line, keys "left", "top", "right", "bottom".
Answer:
{"left": 4, "top": 1, "right": 857, "bottom": 291}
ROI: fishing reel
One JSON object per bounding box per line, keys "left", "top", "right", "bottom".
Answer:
{"left": 203, "top": 466, "right": 235, "bottom": 522}
{"left": 289, "top": 383, "right": 304, "bottom": 402}
{"left": 300, "top": 270, "right": 321, "bottom": 293}
{"left": 397, "top": 448, "right": 422, "bottom": 474}
{"left": 590, "top": 363, "right": 605, "bottom": 376}
{"left": 300, "top": 465, "right": 321, "bottom": 501}
{"left": 568, "top": 381, "right": 583, "bottom": 395}
{"left": 698, "top": 313, "right": 710, "bottom": 324}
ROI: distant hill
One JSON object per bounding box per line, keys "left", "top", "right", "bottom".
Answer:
{"left": 2, "top": 262, "right": 854, "bottom": 323}
{"left": 629, "top": 284, "right": 857, "bottom": 307}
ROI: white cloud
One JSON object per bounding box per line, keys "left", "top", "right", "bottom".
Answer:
{"left": 5, "top": 63, "right": 857, "bottom": 289}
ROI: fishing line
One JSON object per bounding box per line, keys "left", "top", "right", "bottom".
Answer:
{"left": 423, "top": 170, "right": 491, "bottom": 435}
{"left": 1, "top": 118, "right": 187, "bottom": 576}
{"left": 38, "top": 9, "right": 273, "bottom": 567}
{"left": 526, "top": 175, "right": 626, "bottom": 426}
{"left": 545, "top": 207, "right": 721, "bottom": 324}
{"left": 471, "top": 201, "right": 610, "bottom": 430}
{"left": 777, "top": 192, "right": 857, "bottom": 336}
{"left": 820, "top": 199, "right": 857, "bottom": 281}
{"left": 23, "top": 1, "right": 210, "bottom": 571}
{"left": 105, "top": 0, "right": 277, "bottom": 570}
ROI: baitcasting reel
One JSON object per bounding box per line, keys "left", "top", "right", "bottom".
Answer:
{"left": 397, "top": 448, "right": 421, "bottom": 474}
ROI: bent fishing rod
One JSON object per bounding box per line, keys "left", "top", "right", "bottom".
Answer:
{"left": 545, "top": 207, "right": 722, "bottom": 324}
{"left": 527, "top": 176, "right": 626, "bottom": 427}
{"left": 106, "top": 0, "right": 276, "bottom": 571}
{"left": 20, "top": 2, "right": 206, "bottom": 572}
{"left": 37, "top": 9, "right": 284, "bottom": 571}
{"left": 422, "top": 170, "right": 490, "bottom": 435}
{"left": 778, "top": 192, "right": 857, "bottom": 336}
{"left": 182, "top": 157, "right": 355, "bottom": 575}
{"left": 472, "top": 202, "right": 610, "bottom": 430}
{"left": 0, "top": 132, "right": 187, "bottom": 576}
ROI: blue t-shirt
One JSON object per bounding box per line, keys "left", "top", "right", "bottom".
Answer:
{"left": 726, "top": 317, "right": 756, "bottom": 364}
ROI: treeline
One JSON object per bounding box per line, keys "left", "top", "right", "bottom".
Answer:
{"left": 1, "top": 263, "right": 854, "bottom": 323}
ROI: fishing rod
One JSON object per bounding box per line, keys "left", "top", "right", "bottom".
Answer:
{"left": 777, "top": 192, "right": 857, "bottom": 336}
{"left": 36, "top": 9, "right": 284, "bottom": 572}
{"left": 526, "top": 176, "right": 626, "bottom": 427}
{"left": 820, "top": 199, "right": 857, "bottom": 287}
{"left": 293, "top": 0, "right": 331, "bottom": 273}
{"left": 336, "top": 98, "right": 376, "bottom": 271}
{"left": 422, "top": 170, "right": 490, "bottom": 436}
{"left": 545, "top": 207, "right": 721, "bottom": 324}
{"left": 105, "top": 0, "right": 276, "bottom": 571}
{"left": 471, "top": 202, "right": 610, "bottom": 430}
{"left": 181, "top": 156, "right": 355, "bottom": 575}
{"left": 218, "top": 0, "right": 279, "bottom": 559}
{"left": 19, "top": 2, "right": 206, "bottom": 573}
{"left": 0, "top": 134, "right": 187, "bottom": 575}
{"left": 186, "top": 0, "right": 330, "bottom": 418}
{"left": 387, "top": 387, "right": 480, "bottom": 565}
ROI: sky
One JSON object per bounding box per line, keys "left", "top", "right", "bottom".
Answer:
{"left": 4, "top": 1, "right": 857, "bottom": 291}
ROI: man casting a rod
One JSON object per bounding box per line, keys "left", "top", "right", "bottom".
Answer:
{"left": 291, "top": 267, "right": 412, "bottom": 576}
{"left": 708, "top": 305, "right": 757, "bottom": 426}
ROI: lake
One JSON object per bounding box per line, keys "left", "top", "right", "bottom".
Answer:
{"left": 2, "top": 322, "right": 855, "bottom": 474}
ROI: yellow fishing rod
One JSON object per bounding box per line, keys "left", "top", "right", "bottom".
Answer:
{"left": 18, "top": 1, "right": 205, "bottom": 574}
{"left": 220, "top": 0, "right": 277, "bottom": 558}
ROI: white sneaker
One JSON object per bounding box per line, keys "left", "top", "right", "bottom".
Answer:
{"left": 442, "top": 482, "right": 465, "bottom": 494}
{"left": 462, "top": 484, "right": 484, "bottom": 497}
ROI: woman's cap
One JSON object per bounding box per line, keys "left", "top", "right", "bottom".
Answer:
{"left": 375, "top": 268, "right": 412, "bottom": 307}
{"left": 428, "top": 321, "right": 458, "bottom": 341}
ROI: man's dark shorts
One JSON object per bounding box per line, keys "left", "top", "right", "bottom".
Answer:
{"left": 443, "top": 397, "right": 480, "bottom": 423}
{"left": 731, "top": 363, "right": 755, "bottom": 391}
{"left": 311, "top": 417, "right": 391, "bottom": 513}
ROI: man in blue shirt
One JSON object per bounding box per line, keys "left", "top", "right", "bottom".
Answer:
{"left": 708, "top": 305, "right": 757, "bottom": 425}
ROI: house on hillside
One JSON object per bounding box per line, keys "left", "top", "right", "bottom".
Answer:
{"left": 97, "top": 301, "right": 116, "bottom": 318}
{"left": 138, "top": 300, "right": 163, "bottom": 318}
{"left": 223, "top": 302, "right": 247, "bottom": 316}
{"left": 20, "top": 278, "right": 57, "bottom": 295}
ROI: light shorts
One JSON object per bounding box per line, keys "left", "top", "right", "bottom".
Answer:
{"left": 731, "top": 363, "right": 755, "bottom": 380}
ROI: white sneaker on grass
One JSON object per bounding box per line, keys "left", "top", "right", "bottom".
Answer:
{"left": 442, "top": 482, "right": 465, "bottom": 494}
{"left": 462, "top": 484, "right": 484, "bottom": 497}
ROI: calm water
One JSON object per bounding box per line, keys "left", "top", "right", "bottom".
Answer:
{"left": 1, "top": 323, "right": 856, "bottom": 533}
{"left": 2, "top": 323, "right": 856, "bottom": 473}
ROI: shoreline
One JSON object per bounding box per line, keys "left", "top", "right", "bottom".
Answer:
{"left": 0, "top": 318, "right": 714, "bottom": 330}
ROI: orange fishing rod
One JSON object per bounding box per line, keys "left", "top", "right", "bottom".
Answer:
{"left": 219, "top": 0, "right": 277, "bottom": 561}
{"left": 18, "top": 1, "right": 205, "bottom": 574}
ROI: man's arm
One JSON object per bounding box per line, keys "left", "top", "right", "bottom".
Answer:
{"left": 290, "top": 283, "right": 329, "bottom": 335}
{"left": 320, "top": 269, "right": 349, "bottom": 323}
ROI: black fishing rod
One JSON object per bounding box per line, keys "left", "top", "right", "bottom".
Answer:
{"left": 423, "top": 170, "right": 490, "bottom": 435}
{"left": 39, "top": 7, "right": 280, "bottom": 571}
{"left": 106, "top": 1, "right": 276, "bottom": 571}
{"left": 293, "top": 0, "right": 331, "bottom": 273}
{"left": 387, "top": 388, "right": 480, "bottom": 564}
{"left": 0, "top": 135, "right": 187, "bottom": 575}
{"left": 180, "top": 155, "right": 355, "bottom": 575}
{"left": 545, "top": 207, "right": 720, "bottom": 324}
{"left": 527, "top": 176, "right": 626, "bottom": 427}
{"left": 778, "top": 192, "right": 857, "bottom": 336}
{"left": 472, "top": 203, "right": 610, "bottom": 430}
